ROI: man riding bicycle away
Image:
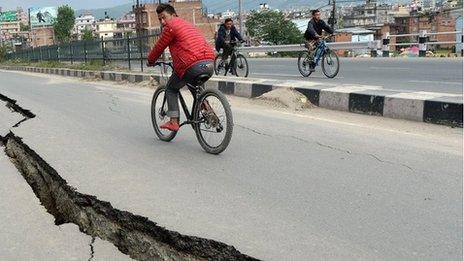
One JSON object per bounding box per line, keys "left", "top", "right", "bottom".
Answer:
{"left": 304, "top": 9, "right": 334, "bottom": 71}
{"left": 147, "top": 4, "right": 215, "bottom": 132}
{"left": 215, "top": 18, "right": 244, "bottom": 67}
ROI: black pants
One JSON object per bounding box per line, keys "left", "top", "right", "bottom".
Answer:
{"left": 165, "top": 61, "right": 214, "bottom": 118}
{"left": 222, "top": 44, "right": 234, "bottom": 61}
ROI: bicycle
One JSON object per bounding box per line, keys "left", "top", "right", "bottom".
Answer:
{"left": 149, "top": 61, "right": 233, "bottom": 154}
{"left": 214, "top": 41, "right": 249, "bottom": 77}
{"left": 298, "top": 35, "right": 340, "bottom": 78}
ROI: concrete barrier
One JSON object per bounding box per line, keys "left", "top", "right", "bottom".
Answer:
{"left": 1, "top": 65, "right": 462, "bottom": 127}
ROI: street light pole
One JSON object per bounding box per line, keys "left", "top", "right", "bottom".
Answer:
{"left": 239, "top": 0, "right": 244, "bottom": 34}
{"left": 330, "top": 0, "right": 336, "bottom": 29}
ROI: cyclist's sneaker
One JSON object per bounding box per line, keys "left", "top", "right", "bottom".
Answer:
{"left": 160, "top": 122, "right": 179, "bottom": 132}
{"left": 309, "top": 61, "right": 316, "bottom": 72}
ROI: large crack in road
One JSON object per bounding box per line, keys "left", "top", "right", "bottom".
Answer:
{"left": 0, "top": 93, "right": 259, "bottom": 261}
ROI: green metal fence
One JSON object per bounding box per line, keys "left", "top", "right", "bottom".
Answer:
{"left": 7, "top": 32, "right": 161, "bottom": 71}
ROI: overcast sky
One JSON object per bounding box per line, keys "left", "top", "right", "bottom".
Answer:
{"left": 0, "top": 0, "right": 134, "bottom": 10}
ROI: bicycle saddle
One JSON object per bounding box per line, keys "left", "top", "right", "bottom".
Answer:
{"left": 193, "top": 73, "right": 211, "bottom": 87}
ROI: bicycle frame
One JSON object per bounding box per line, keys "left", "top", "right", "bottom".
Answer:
{"left": 314, "top": 40, "right": 328, "bottom": 66}
{"left": 224, "top": 43, "right": 240, "bottom": 76}
{"left": 160, "top": 83, "right": 205, "bottom": 128}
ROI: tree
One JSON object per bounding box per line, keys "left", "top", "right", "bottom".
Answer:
{"left": 54, "top": 5, "right": 75, "bottom": 43}
{"left": 245, "top": 10, "right": 303, "bottom": 45}
{"left": 82, "top": 28, "right": 94, "bottom": 40}
{"left": 0, "top": 44, "right": 13, "bottom": 62}
{"left": 0, "top": 45, "right": 8, "bottom": 62}
{"left": 20, "top": 23, "right": 30, "bottom": 31}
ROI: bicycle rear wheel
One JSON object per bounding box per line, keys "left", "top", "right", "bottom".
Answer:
{"left": 321, "top": 49, "right": 340, "bottom": 78}
{"left": 234, "top": 54, "right": 249, "bottom": 77}
{"left": 298, "top": 51, "right": 313, "bottom": 77}
{"left": 151, "top": 87, "right": 177, "bottom": 142}
{"left": 214, "top": 54, "right": 226, "bottom": 76}
{"left": 193, "top": 89, "right": 233, "bottom": 154}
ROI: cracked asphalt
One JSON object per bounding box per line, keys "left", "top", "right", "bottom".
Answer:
{"left": 0, "top": 69, "right": 462, "bottom": 260}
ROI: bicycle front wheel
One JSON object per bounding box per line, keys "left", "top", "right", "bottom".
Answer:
{"left": 298, "top": 51, "right": 313, "bottom": 77}
{"left": 234, "top": 54, "right": 249, "bottom": 77}
{"left": 321, "top": 49, "right": 340, "bottom": 78}
{"left": 193, "top": 89, "right": 233, "bottom": 154}
{"left": 151, "top": 87, "right": 177, "bottom": 142}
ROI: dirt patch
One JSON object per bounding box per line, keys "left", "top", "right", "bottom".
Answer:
{"left": 254, "top": 88, "right": 314, "bottom": 111}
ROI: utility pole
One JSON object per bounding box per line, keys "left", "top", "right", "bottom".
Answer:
{"left": 239, "top": 0, "right": 244, "bottom": 34}
{"left": 330, "top": 0, "right": 336, "bottom": 29}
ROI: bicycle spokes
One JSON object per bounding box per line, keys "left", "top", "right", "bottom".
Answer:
{"left": 198, "top": 96, "right": 227, "bottom": 149}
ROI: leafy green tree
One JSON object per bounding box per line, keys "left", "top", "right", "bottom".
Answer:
{"left": 82, "top": 28, "right": 94, "bottom": 40}
{"left": 0, "top": 45, "right": 7, "bottom": 62}
{"left": 0, "top": 44, "right": 13, "bottom": 62}
{"left": 54, "top": 5, "right": 75, "bottom": 43}
{"left": 20, "top": 23, "right": 30, "bottom": 31}
{"left": 245, "top": 10, "right": 303, "bottom": 45}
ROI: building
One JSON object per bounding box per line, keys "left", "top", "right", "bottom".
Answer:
{"left": 134, "top": 0, "right": 220, "bottom": 44}
{"left": 342, "top": 0, "right": 395, "bottom": 28}
{"left": 336, "top": 27, "right": 375, "bottom": 56}
{"left": 30, "top": 27, "right": 54, "bottom": 47}
{"left": 16, "top": 7, "right": 28, "bottom": 26}
{"left": 96, "top": 18, "right": 117, "bottom": 39}
{"left": 220, "top": 10, "right": 236, "bottom": 19}
{"left": 115, "top": 12, "right": 136, "bottom": 38}
{"left": 0, "top": 21, "right": 21, "bottom": 41}
{"left": 74, "top": 13, "right": 96, "bottom": 40}
{"left": 383, "top": 11, "right": 457, "bottom": 50}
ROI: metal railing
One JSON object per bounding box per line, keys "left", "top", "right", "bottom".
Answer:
{"left": 239, "top": 40, "right": 381, "bottom": 53}
{"left": 382, "top": 30, "right": 463, "bottom": 57}
{"left": 5, "top": 30, "right": 462, "bottom": 70}
{"left": 7, "top": 33, "right": 161, "bottom": 71}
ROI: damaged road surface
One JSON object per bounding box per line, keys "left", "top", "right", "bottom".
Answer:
{"left": 0, "top": 100, "right": 132, "bottom": 260}
{"left": 0, "top": 95, "right": 257, "bottom": 260}
{"left": 0, "top": 70, "right": 462, "bottom": 260}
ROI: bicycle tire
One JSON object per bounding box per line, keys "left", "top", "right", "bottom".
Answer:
{"left": 151, "top": 86, "right": 177, "bottom": 142}
{"left": 214, "top": 54, "right": 225, "bottom": 76}
{"left": 234, "top": 54, "right": 249, "bottom": 78}
{"left": 321, "top": 49, "right": 340, "bottom": 78}
{"left": 193, "top": 89, "right": 233, "bottom": 154}
{"left": 298, "top": 51, "right": 313, "bottom": 77}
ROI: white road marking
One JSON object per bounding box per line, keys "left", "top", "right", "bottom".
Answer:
{"left": 408, "top": 80, "right": 462, "bottom": 86}
{"left": 253, "top": 72, "right": 345, "bottom": 79}
{"left": 370, "top": 67, "right": 410, "bottom": 70}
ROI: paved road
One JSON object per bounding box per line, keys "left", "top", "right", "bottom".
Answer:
{"left": 0, "top": 70, "right": 462, "bottom": 260}
{"left": 0, "top": 102, "right": 131, "bottom": 260}
{"left": 124, "top": 57, "right": 463, "bottom": 94}
{"left": 247, "top": 57, "right": 463, "bottom": 94}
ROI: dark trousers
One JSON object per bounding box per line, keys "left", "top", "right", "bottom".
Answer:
{"left": 165, "top": 61, "right": 214, "bottom": 117}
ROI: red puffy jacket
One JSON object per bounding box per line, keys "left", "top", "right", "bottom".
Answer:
{"left": 147, "top": 17, "right": 215, "bottom": 78}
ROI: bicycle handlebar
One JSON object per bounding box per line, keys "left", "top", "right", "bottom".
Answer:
{"left": 147, "top": 61, "right": 173, "bottom": 68}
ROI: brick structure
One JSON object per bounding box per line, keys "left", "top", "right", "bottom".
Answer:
{"left": 334, "top": 33, "right": 352, "bottom": 56}
{"left": 30, "top": 27, "right": 55, "bottom": 47}
{"left": 134, "top": 0, "right": 220, "bottom": 44}
{"left": 391, "top": 12, "right": 456, "bottom": 49}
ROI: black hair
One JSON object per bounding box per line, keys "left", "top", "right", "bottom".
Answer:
{"left": 311, "top": 9, "right": 320, "bottom": 16}
{"left": 156, "top": 4, "right": 176, "bottom": 15}
{"left": 224, "top": 18, "right": 233, "bottom": 24}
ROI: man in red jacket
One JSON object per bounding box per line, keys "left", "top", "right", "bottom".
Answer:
{"left": 147, "top": 4, "right": 215, "bottom": 131}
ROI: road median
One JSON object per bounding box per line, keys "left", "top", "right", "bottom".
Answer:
{"left": 1, "top": 64, "right": 462, "bottom": 127}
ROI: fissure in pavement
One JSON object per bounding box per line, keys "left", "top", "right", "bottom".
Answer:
{"left": 0, "top": 94, "right": 259, "bottom": 261}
